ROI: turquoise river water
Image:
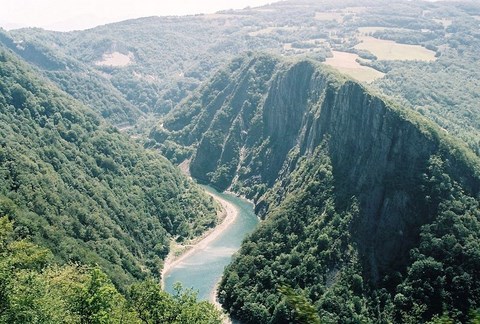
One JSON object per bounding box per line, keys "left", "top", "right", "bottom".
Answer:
{"left": 164, "top": 185, "right": 259, "bottom": 301}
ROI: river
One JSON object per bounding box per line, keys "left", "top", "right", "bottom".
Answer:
{"left": 163, "top": 185, "right": 259, "bottom": 301}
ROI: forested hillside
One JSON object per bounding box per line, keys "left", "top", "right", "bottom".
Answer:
{"left": 0, "top": 217, "right": 222, "bottom": 323}
{"left": 1, "top": 0, "right": 480, "bottom": 322}
{"left": 0, "top": 30, "right": 143, "bottom": 125}
{"left": 0, "top": 46, "right": 218, "bottom": 289}
{"left": 155, "top": 54, "right": 480, "bottom": 322}
{"left": 5, "top": 0, "right": 480, "bottom": 154}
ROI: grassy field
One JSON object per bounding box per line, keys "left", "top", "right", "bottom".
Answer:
{"left": 355, "top": 36, "right": 435, "bottom": 61}
{"left": 95, "top": 52, "right": 133, "bottom": 67}
{"left": 314, "top": 12, "right": 344, "bottom": 23}
{"left": 355, "top": 36, "right": 436, "bottom": 61}
{"left": 342, "top": 6, "right": 368, "bottom": 13}
{"left": 314, "top": 6, "right": 367, "bottom": 23}
{"left": 324, "top": 51, "right": 384, "bottom": 83}
{"left": 432, "top": 18, "right": 452, "bottom": 28}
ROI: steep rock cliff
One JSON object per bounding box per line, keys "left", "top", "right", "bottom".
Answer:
{"left": 152, "top": 54, "right": 480, "bottom": 322}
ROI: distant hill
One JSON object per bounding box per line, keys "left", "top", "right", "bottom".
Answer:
{"left": 0, "top": 30, "right": 143, "bottom": 125}
{"left": 155, "top": 53, "right": 480, "bottom": 322}
{"left": 4, "top": 0, "right": 480, "bottom": 154}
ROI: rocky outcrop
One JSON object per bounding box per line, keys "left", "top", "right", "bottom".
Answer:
{"left": 154, "top": 53, "right": 480, "bottom": 282}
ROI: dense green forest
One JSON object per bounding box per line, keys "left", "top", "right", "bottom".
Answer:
{"left": 0, "top": 47, "right": 218, "bottom": 290}
{"left": 0, "top": 217, "right": 222, "bottom": 323}
{"left": 0, "top": 30, "right": 143, "bottom": 125}
{"left": 220, "top": 148, "right": 480, "bottom": 323}
{"left": 157, "top": 54, "right": 480, "bottom": 322}
{"left": 1, "top": 0, "right": 480, "bottom": 322}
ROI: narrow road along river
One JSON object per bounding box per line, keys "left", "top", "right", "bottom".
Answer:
{"left": 163, "top": 185, "right": 259, "bottom": 302}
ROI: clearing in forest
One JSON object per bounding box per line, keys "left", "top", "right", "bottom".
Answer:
{"left": 314, "top": 11, "right": 345, "bottom": 23}
{"left": 355, "top": 36, "right": 436, "bottom": 61}
{"left": 324, "top": 51, "right": 384, "bottom": 83}
{"left": 95, "top": 52, "right": 133, "bottom": 67}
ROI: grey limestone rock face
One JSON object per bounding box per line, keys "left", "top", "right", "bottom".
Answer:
{"left": 157, "top": 53, "right": 480, "bottom": 281}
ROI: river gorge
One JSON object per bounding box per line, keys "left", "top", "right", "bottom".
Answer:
{"left": 163, "top": 186, "right": 259, "bottom": 302}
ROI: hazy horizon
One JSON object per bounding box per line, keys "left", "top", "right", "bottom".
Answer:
{"left": 0, "top": 0, "right": 277, "bottom": 32}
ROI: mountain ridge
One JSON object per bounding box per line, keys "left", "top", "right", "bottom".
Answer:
{"left": 153, "top": 53, "right": 480, "bottom": 322}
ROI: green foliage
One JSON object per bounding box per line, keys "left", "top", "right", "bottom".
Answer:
{"left": 153, "top": 140, "right": 194, "bottom": 165}
{"left": 0, "top": 30, "right": 142, "bottom": 125}
{"left": 0, "top": 216, "right": 221, "bottom": 323}
{"left": 3, "top": 0, "right": 479, "bottom": 158}
{"left": 373, "top": 54, "right": 480, "bottom": 156}
{"left": 0, "top": 48, "right": 217, "bottom": 289}
{"left": 2, "top": 1, "right": 480, "bottom": 323}
{"left": 218, "top": 146, "right": 371, "bottom": 323}
{"left": 278, "top": 286, "right": 321, "bottom": 324}
{"left": 171, "top": 52, "right": 480, "bottom": 323}
{"left": 162, "top": 51, "right": 480, "bottom": 323}
{"left": 0, "top": 216, "right": 131, "bottom": 323}
{"left": 394, "top": 156, "right": 480, "bottom": 322}
{"left": 219, "top": 150, "right": 480, "bottom": 323}
{"left": 46, "top": 70, "right": 143, "bottom": 124}
{"left": 130, "top": 281, "right": 222, "bottom": 324}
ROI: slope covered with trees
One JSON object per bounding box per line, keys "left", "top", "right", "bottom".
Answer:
{"left": 0, "top": 30, "right": 143, "bottom": 125}
{"left": 0, "top": 46, "right": 217, "bottom": 289}
{"left": 0, "top": 216, "right": 222, "bottom": 323}
{"left": 2, "top": 0, "right": 480, "bottom": 322}
{"left": 155, "top": 54, "right": 480, "bottom": 322}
